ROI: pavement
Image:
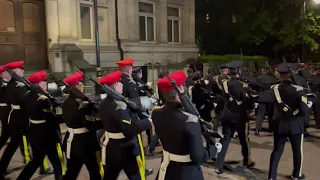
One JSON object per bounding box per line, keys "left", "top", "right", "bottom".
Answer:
{"left": 2, "top": 119, "right": 320, "bottom": 180}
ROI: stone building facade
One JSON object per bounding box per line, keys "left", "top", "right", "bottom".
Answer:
{"left": 0, "top": 0, "right": 198, "bottom": 77}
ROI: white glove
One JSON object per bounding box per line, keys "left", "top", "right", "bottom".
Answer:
{"left": 148, "top": 118, "right": 153, "bottom": 123}
{"left": 100, "top": 93, "right": 107, "bottom": 100}
{"left": 215, "top": 143, "right": 222, "bottom": 153}
{"left": 140, "top": 96, "right": 153, "bottom": 110}
{"left": 307, "top": 101, "right": 313, "bottom": 108}
{"left": 214, "top": 103, "right": 217, "bottom": 108}
{"left": 255, "top": 103, "right": 258, "bottom": 109}
{"left": 200, "top": 105, "right": 205, "bottom": 110}
{"left": 55, "top": 107, "right": 62, "bottom": 115}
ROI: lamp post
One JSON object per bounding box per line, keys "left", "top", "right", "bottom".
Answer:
{"left": 93, "top": 0, "right": 102, "bottom": 95}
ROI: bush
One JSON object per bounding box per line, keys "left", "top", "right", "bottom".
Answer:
{"left": 199, "top": 54, "right": 271, "bottom": 69}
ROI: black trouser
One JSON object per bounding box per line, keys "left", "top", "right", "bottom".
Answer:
{"left": 63, "top": 153, "right": 101, "bottom": 180}
{"left": 268, "top": 133, "right": 304, "bottom": 179}
{"left": 17, "top": 140, "right": 64, "bottom": 180}
{"left": 216, "top": 120, "right": 252, "bottom": 170}
{"left": 146, "top": 128, "right": 152, "bottom": 144}
{"left": 104, "top": 150, "right": 142, "bottom": 180}
{"left": 0, "top": 132, "right": 26, "bottom": 177}
{"left": 0, "top": 119, "right": 9, "bottom": 150}
{"left": 255, "top": 103, "right": 273, "bottom": 131}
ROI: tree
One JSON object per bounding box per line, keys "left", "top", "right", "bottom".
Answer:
{"left": 196, "top": 0, "right": 320, "bottom": 57}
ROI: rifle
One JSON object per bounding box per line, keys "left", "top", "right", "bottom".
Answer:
{"left": 166, "top": 75, "right": 223, "bottom": 139}
{"left": 81, "top": 73, "right": 151, "bottom": 118}
{"left": 4, "top": 67, "right": 61, "bottom": 106}
{"left": 50, "top": 74, "right": 98, "bottom": 107}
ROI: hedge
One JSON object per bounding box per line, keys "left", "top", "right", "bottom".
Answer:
{"left": 199, "top": 54, "right": 272, "bottom": 69}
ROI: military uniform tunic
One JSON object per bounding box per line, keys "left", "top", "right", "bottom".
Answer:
{"left": 0, "top": 80, "right": 10, "bottom": 150}
{"left": 17, "top": 91, "right": 64, "bottom": 180}
{"left": 268, "top": 80, "right": 309, "bottom": 179}
{"left": 152, "top": 102, "right": 217, "bottom": 180}
{"left": 99, "top": 96, "right": 151, "bottom": 180}
{"left": 61, "top": 94, "right": 102, "bottom": 180}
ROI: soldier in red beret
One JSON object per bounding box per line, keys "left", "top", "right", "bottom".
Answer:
{"left": 0, "top": 66, "right": 11, "bottom": 152}
{"left": 16, "top": 71, "right": 65, "bottom": 180}
{"left": 61, "top": 72, "right": 102, "bottom": 180}
{"left": 98, "top": 70, "right": 152, "bottom": 179}
{"left": 117, "top": 58, "right": 153, "bottom": 176}
{"left": 0, "top": 61, "right": 32, "bottom": 180}
{"left": 152, "top": 70, "right": 218, "bottom": 180}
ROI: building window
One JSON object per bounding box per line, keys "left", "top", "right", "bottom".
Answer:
{"left": 78, "top": 0, "right": 108, "bottom": 40}
{"left": 167, "top": 7, "right": 180, "bottom": 43}
{"left": 139, "top": 2, "right": 155, "bottom": 42}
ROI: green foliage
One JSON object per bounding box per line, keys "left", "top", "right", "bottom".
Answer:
{"left": 199, "top": 54, "right": 271, "bottom": 68}
{"left": 196, "top": 0, "right": 320, "bottom": 55}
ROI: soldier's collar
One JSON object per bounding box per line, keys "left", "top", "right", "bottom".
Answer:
{"left": 165, "top": 101, "right": 182, "bottom": 109}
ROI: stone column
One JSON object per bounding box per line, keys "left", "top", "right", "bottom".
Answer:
{"left": 156, "top": 0, "right": 168, "bottom": 43}
{"left": 126, "top": 0, "right": 139, "bottom": 42}
{"left": 45, "top": 0, "right": 59, "bottom": 47}
{"left": 57, "top": 0, "right": 77, "bottom": 42}
{"left": 188, "top": 0, "right": 196, "bottom": 44}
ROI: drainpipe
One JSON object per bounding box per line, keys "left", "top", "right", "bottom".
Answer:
{"left": 115, "top": 0, "right": 124, "bottom": 60}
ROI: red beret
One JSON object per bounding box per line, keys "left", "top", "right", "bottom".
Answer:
{"left": 116, "top": 58, "right": 134, "bottom": 68}
{"left": 0, "top": 66, "right": 4, "bottom": 73}
{"left": 27, "top": 71, "right": 47, "bottom": 84}
{"left": 64, "top": 72, "right": 84, "bottom": 86}
{"left": 272, "top": 64, "right": 279, "bottom": 69}
{"left": 157, "top": 70, "right": 187, "bottom": 91}
{"left": 300, "top": 63, "right": 306, "bottom": 68}
{"left": 99, "top": 70, "right": 122, "bottom": 86}
{"left": 5, "top": 61, "right": 24, "bottom": 70}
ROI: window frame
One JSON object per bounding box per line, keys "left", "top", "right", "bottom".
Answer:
{"left": 77, "top": 0, "right": 108, "bottom": 42}
{"left": 167, "top": 5, "right": 181, "bottom": 44}
{"left": 139, "top": 1, "right": 156, "bottom": 43}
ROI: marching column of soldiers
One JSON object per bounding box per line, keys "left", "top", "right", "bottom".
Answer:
{"left": 0, "top": 58, "right": 319, "bottom": 180}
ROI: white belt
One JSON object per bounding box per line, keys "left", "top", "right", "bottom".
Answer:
{"left": 66, "top": 127, "right": 89, "bottom": 159}
{"left": 30, "top": 120, "right": 46, "bottom": 124}
{"left": 7, "top": 105, "right": 21, "bottom": 124}
{"left": 0, "top": 103, "right": 7, "bottom": 107}
{"left": 102, "top": 131, "right": 125, "bottom": 165}
{"left": 11, "top": 105, "right": 20, "bottom": 110}
{"left": 158, "top": 150, "right": 192, "bottom": 180}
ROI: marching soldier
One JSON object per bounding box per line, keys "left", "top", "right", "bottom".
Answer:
{"left": 255, "top": 66, "right": 276, "bottom": 135}
{"left": 215, "top": 61, "right": 255, "bottom": 174}
{"left": 152, "top": 70, "right": 218, "bottom": 180}
{"left": 211, "top": 64, "right": 230, "bottom": 128}
{"left": 0, "top": 67, "right": 10, "bottom": 150}
{"left": 0, "top": 61, "right": 31, "bottom": 180}
{"left": 117, "top": 58, "right": 153, "bottom": 176}
{"left": 61, "top": 72, "right": 102, "bottom": 180}
{"left": 132, "top": 67, "right": 154, "bottom": 145}
{"left": 268, "top": 63, "right": 308, "bottom": 180}
{"left": 98, "top": 70, "right": 152, "bottom": 179}
{"left": 191, "top": 72, "right": 214, "bottom": 122}
{"left": 17, "top": 71, "right": 65, "bottom": 180}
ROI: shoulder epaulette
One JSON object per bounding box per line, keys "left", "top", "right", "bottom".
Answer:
{"left": 37, "top": 94, "right": 48, "bottom": 101}
{"left": 240, "top": 81, "right": 249, "bottom": 88}
{"left": 114, "top": 100, "right": 127, "bottom": 110}
{"left": 16, "top": 82, "right": 25, "bottom": 87}
{"left": 180, "top": 111, "right": 199, "bottom": 123}
{"left": 291, "top": 85, "right": 303, "bottom": 91}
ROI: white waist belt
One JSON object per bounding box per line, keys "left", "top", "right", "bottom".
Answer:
{"left": 11, "top": 105, "right": 20, "bottom": 110}
{"left": 66, "top": 127, "right": 89, "bottom": 159}
{"left": 30, "top": 119, "right": 46, "bottom": 124}
{"left": 158, "top": 150, "right": 192, "bottom": 180}
{"left": 102, "top": 131, "right": 125, "bottom": 165}
{"left": 0, "top": 103, "right": 7, "bottom": 107}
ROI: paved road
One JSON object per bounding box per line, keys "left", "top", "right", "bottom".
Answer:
{"left": 1, "top": 119, "right": 320, "bottom": 180}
